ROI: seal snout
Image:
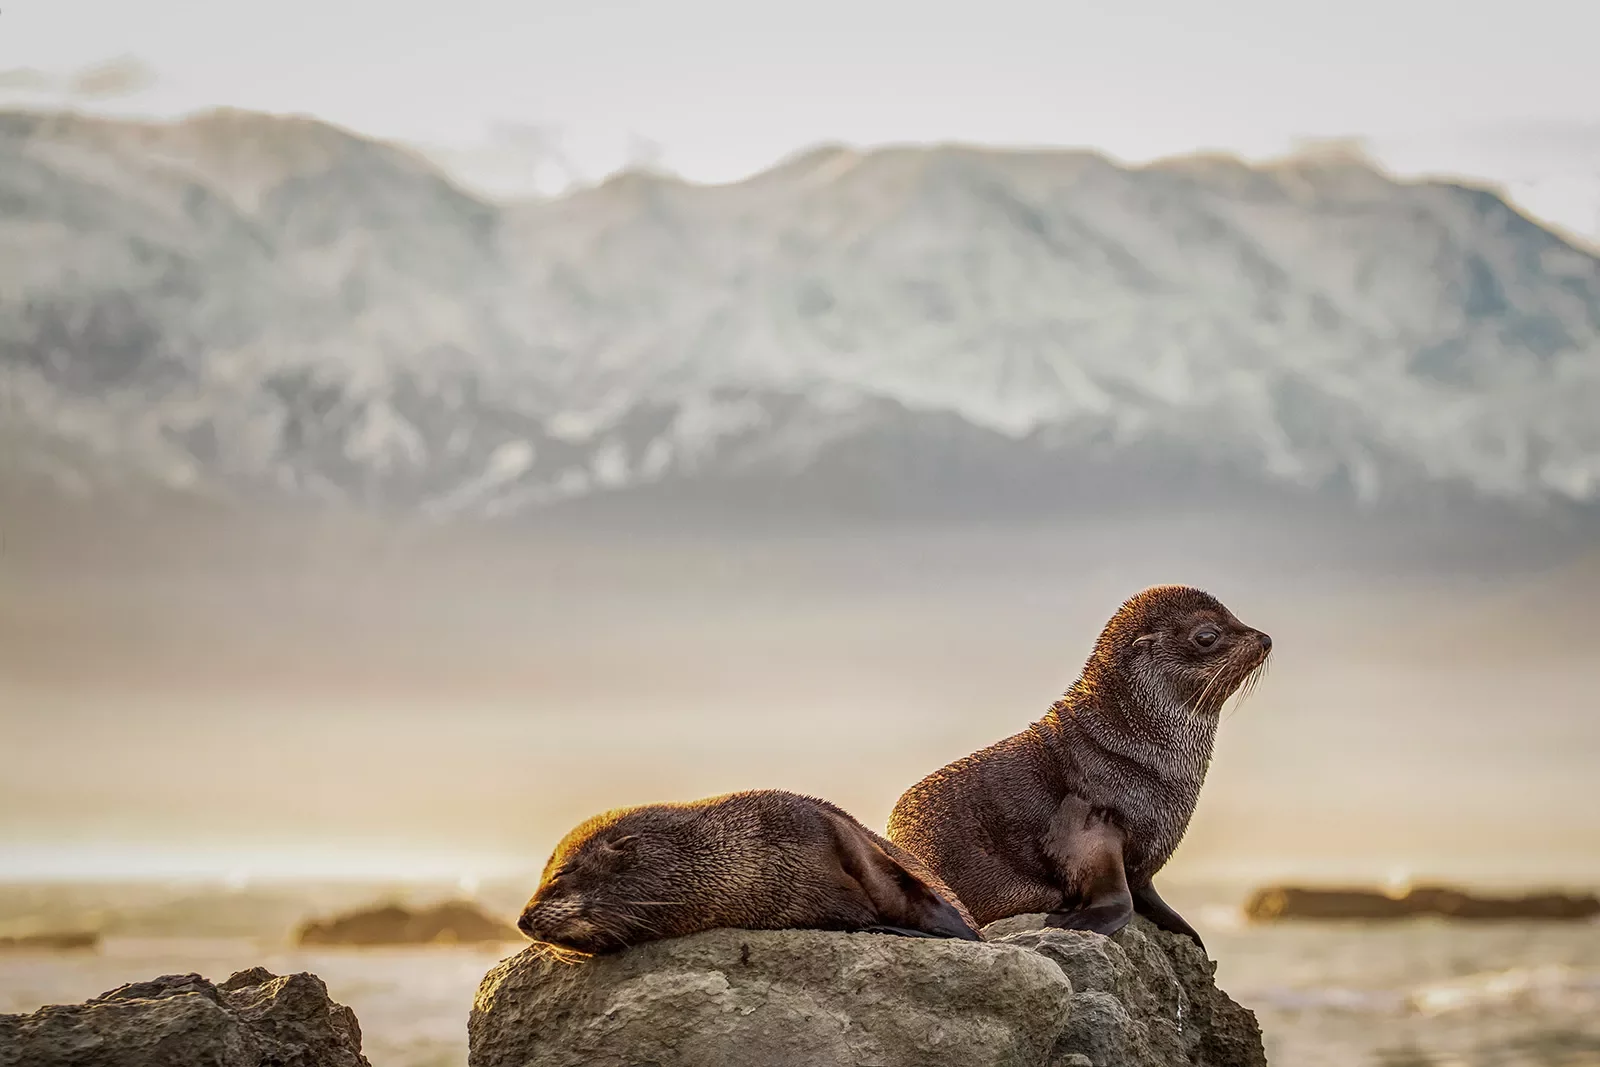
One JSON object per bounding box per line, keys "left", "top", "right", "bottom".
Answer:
{"left": 517, "top": 892, "right": 566, "bottom": 940}
{"left": 518, "top": 890, "right": 602, "bottom": 949}
{"left": 1255, "top": 631, "right": 1272, "bottom": 654}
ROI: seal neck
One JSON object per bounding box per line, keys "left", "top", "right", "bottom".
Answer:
{"left": 1043, "top": 679, "right": 1219, "bottom": 787}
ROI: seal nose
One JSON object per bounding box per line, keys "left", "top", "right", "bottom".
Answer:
{"left": 517, "top": 910, "right": 538, "bottom": 938}
{"left": 1256, "top": 632, "right": 1273, "bottom": 653}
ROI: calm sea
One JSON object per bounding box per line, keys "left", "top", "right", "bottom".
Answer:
{"left": 2, "top": 883, "right": 1597, "bottom": 1067}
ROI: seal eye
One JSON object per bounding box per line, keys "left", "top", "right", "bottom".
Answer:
{"left": 1193, "top": 629, "right": 1220, "bottom": 649}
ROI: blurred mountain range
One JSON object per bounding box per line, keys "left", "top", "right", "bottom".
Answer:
{"left": 3, "top": 107, "right": 1599, "bottom": 522}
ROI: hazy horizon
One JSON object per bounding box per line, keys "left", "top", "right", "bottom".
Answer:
{"left": 5, "top": 503, "right": 1598, "bottom": 890}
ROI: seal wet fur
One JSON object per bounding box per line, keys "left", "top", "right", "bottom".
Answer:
{"left": 887, "top": 585, "right": 1272, "bottom": 949}
{"left": 517, "top": 789, "right": 982, "bottom": 953}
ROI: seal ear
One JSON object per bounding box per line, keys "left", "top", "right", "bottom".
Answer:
{"left": 827, "top": 816, "right": 982, "bottom": 941}
{"left": 1132, "top": 634, "right": 1157, "bottom": 651}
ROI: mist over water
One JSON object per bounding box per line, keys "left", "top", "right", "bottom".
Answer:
{"left": 4, "top": 501, "right": 1597, "bottom": 887}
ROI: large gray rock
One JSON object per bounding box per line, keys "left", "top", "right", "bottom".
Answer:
{"left": 0, "top": 967, "right": 369, "bottom": 1067}
{"left": 468, "top": 916, "right": 1266, "bottom": 1067}
{"left": 470, "top": 929, "right": 1072, "bottom": 1067}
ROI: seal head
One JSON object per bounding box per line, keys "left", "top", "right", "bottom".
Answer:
{"left": 1089, "top": 583, "right": 1271, "bottom": 724}
{"left": 517, "top": 812, "right": 657, "bottom": 953}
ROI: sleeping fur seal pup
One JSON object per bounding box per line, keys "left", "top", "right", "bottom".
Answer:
{"left": 518, "top": 789, "right": 982, "bottom": 953}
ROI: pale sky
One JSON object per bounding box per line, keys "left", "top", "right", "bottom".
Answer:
{"left": 2, "top": 0, "right": 1598, "bottom": 237}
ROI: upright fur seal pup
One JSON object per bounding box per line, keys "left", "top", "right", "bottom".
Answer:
{"left": 887, "top": 585, "right": 1271, "bottom": 949}
{"left": 517, "top": 789, "right": 982, "bottom": 953}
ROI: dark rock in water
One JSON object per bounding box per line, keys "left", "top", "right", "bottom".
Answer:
{"left": 296, "top": 899, "right": 518, "bottom": 946}
{"left": 0, "top": 931, "right": 99, "bottom": 952}
{"left": 1244, "top": 884, "right": 1600, "bottom": 922}
{"left": 467, "top": 915, "right": 1264, "bottom": 1067}
{"left": 0, "top": 968, "right": 368, "bottom": 1067}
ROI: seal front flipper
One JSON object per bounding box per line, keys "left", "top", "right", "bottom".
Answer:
{"left": 1131, "top": 880, "right": 1205, "bottom": 952}
{"left": 1041, "top": 848, "right": 1133, "bottom": 937}
{"left": 1040, "top": 794, "right": 1134, "bottom": 938}
{"left": 1044, "top": 900, "right": 1134, "bottom": 936}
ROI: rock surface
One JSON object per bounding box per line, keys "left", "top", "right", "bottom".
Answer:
{"left": 0, "top": 968, "right": 370, "bottom": 1067}
{"left": 296, "top": 899, "right": 519, "bottom": 946}
{"left": 468, "top": 915, "right": 1265, "bottom": 1067}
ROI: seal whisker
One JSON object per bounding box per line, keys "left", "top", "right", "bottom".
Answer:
{"left": 605, "top": 913, "right": 655, "bottom": 940}
{"left": 1191, "top": 660, "right": 1229, "bottom": 713}
{"left": 533, "top": 942, "right": 593, "bottom": 966}
{"left": 1247, "top": 661, "right": 1267, "bottom": 700}
{"left": 580, "top": 909, "right": 640, "bottom": 947}
{"left": 595, "top": 906, "right": 657, "bottom": 936}
{"left": 619, "top": 913, "right": 668, "bottom": 936}
{"left": 1203, "top": 657, "right": 1237, "bottom": 707}
{"left": 1222, "top": 661, "right": 1268, "bottom": 725}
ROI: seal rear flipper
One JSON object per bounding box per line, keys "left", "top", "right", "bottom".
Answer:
{"left": 860, "top": 924, "right": 961, "bottom": 940}
{"left": 1131, "top": 880, "right": 1206, "bottom": 952}
{"left": 826, "top": 815, "right": 984, "bottom": 941}
{"left": 897, "top": 895, "right": 985, "bottom": 941}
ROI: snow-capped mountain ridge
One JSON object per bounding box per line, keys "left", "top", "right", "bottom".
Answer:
{"left": 3, "top": 108, "right": 1598, "bottom": 519}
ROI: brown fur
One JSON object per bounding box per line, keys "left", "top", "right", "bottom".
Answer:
{"left": 887, "top": 585, "right": 1271, "bottom": 947}
{"left": 518, "top": 789, "right": 981, "bottom": 953}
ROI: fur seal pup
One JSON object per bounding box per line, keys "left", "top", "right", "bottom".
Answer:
{"left": 887, "top": 585, "right": 1271, "bottom": 949}
{"left": 517, "top": 789, "right": 982, "bottom": 953}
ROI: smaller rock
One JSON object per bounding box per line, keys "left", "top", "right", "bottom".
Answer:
{"left": 0, "top": 931, "right": 99, "bottom": 953}
{"left": 0, "top": 968, "right": 369, "bottom": 1067}
{"left": 1244, "top": 884, "right": 1600, "bottom": 922}
{"left": 296, "top": 899, "right": 518, "bottom": 946}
